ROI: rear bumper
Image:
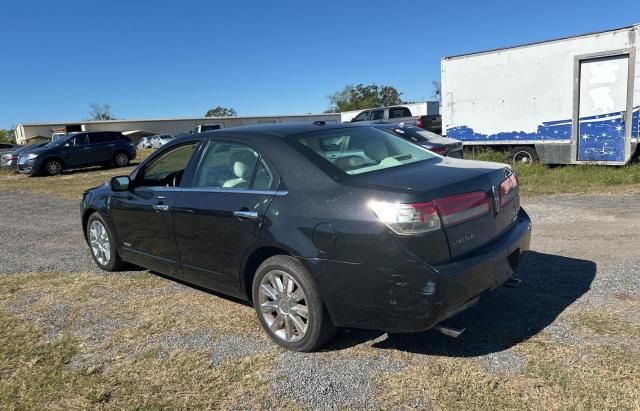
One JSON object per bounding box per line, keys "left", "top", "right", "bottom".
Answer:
{"left": 302, "top": 208, "right": 532, "bottom": 333}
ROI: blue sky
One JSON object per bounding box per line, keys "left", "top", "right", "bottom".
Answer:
{"left": 0, "top": 0, "right": 637, "bottom": 128}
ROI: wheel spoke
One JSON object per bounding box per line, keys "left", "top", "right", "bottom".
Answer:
{"left": 291, "top": 288, "right": 304, "bottom": 303}
{"left": 284, "top": 315, "right": 293, "bottom": 341}
{"left": 260, "top": 300, "right": 278, "bottom": 313}
{"left": 273, "top": 275, "right": 284, "bottom": 294}
{"left": 290, "top": 304, "right": 308, "bottom": 318}
{"left": 269, "top": 314, "right": 283, "bottom": 332}
{"left": 290, "top": 314, "right": 307, "bottom": 335}
{"left": 260, "top": 284, "right": 278, "bottom": 301}
{"left": 283, "top": 275, "right": 291, "bottom": 295}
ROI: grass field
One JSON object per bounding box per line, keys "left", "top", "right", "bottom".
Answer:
{"left": 1, "top": 271, "right": 638, "bottom": 409}
{"left": 467, "top": 149, "right": 640, "bottom": 196}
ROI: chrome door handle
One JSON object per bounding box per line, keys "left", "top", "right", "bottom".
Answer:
{"left": 233, "top": 210, "right": 258, "bottom": 219}
{"left": 153, "top": 204, "right": 170, "bottom": 212}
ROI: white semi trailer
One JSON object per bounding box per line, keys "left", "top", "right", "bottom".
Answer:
{"left": 441, "top": 24, "right": 639, "bottom": 165}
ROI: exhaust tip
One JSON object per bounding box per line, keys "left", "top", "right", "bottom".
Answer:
{"left": 434, "top": 324, "right": 466, "bottom": 338}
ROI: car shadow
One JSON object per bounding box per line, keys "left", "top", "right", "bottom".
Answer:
{"left": 325, "top": 251, "right": 596, "bottom": 356}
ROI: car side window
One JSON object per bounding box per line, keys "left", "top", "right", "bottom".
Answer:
{"left": 194, "top": 141, "right": 276, "bottom": 190}
{"left": 353, "top": 111, "right": 369, "bottom": 122}
{"left": 73, "top": 134, "right": 89, "bottom": 146}
{"left": 138, "top": 143, "right": 198, "bottom": 187}
{"left": 370, "top": 110, "right": 384, "bottom": 121}
{"left": 252, "top": 158, "right": 275, "bottom": 190}
{"left": 88, "top": 133, "right": 105, "bottom": 144}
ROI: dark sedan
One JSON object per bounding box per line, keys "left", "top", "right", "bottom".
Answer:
{"left": 373, "top": 123, "right": 464, "bottom": 158}
{"left": 80, "top": 122, "right": 531, "bottom": 351}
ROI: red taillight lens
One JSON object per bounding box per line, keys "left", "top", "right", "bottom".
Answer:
{"left": 429, "top": 146, "right": 447, "bottom": 155}
{"left": 416, "top": 117, "right": 423, "bottom": 128}
{"left": 369, "top": 201, "right": 441, "bottom": 235}
{"left": 433, "top": 191, "right": 490, "bottom": 227}
{"left": 499, "top": 174, "right": 518, "bottom": 206}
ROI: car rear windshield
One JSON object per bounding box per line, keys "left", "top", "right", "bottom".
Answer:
{"left": 291, "top": 127, "right": 436, "bottom": 175}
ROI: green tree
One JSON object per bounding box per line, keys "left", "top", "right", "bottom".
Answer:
{"left": 89, "top": 103, "right": 116, "bottom": 120}
{"left": 0, "top": 128, "right": 16, "bottom": 144}
{"left": 205, "top": 106, "right": 237, "bottom": 117}
{"left": 327, "top": 83, "right": 405, "bottom": 112}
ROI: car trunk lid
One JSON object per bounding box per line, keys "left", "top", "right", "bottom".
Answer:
{"left": 350, "top": 157, "right": 519, "bottom": 259}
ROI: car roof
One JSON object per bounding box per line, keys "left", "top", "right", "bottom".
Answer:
{"left": 204, "top": 121, "right": 371, "bottom": 138}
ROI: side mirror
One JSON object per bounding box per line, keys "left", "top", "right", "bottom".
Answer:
{"left": 111, "top": 175, "right": 131, "bottom": 191}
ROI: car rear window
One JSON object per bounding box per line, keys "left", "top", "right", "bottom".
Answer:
{"left": 291, "top": 127, "right": 436, "bottom": 175}
{"left": 388, "top": 107, "right": 412, "bottom": 118}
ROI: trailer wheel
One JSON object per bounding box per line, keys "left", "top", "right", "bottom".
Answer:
{"left": 510, "top": 146, "right": 538, "bottom": 164}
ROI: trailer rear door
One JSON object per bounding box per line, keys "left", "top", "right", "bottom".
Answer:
{"left": 576, "top": 54, "right": 631, "bottom": 162}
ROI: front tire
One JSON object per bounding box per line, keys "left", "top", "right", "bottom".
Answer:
{"left": 43, "top": 158, "right": 63, "bottom": 176}
{"left": 86, "top": 213, "right": 124, "bottom": 271}
{"left": 252, "top": 255, "right": 337, "bottom": 352}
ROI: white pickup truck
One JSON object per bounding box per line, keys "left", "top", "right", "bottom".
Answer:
{"left": 348, "top": 105, "right": 442, "bottom": 134}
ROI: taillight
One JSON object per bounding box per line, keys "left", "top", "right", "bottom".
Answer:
{"left": 500, "top": 174, "right": 518, "bottom": 206}
{"left": 369, "top": 201, "right": 441, "bottom": 235}
{"left": 429, "top": 146, "right": 447, "bottom": 155}
{"left": 433, "top": 191, "right": 490, "bottom": 227}
{"left": 416, "top": 117, "right": 423, "bottom": 128}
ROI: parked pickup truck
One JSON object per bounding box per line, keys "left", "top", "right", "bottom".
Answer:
{"left": 349, "top": 105, "right": 442, "bottom": 134}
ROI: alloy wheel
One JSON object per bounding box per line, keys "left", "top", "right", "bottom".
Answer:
{"left": 258, "top": 270, "right": 310, "bottom": 343}
{"left": 115, "top": 153, "right": 129, "bottom": 166}
{"left": 46, "top": 160, "right": 62, "bottom": 175}
{"left": 89, "top": 220, "right": 111, "bottom": 265}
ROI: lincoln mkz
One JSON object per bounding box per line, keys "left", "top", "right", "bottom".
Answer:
{"left": 81, "top": 122, "right": 531, "bottom": 351}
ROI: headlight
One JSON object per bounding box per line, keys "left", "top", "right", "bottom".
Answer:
{"left": 25, "top": 153, "right": 39, "bottom": 160}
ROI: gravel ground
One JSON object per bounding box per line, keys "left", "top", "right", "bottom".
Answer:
{"left": 0, "top": 191, "right": 97, "bottom": 273}
{"left": 1, "top": 189, "right": 639, "bottom": 407}
{"left": 272, "top": 352, "right": 405, "bottom": 409}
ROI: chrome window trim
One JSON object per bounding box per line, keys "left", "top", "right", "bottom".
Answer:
{"left": 141, "top": 186, "right": 287, "bottom": 196}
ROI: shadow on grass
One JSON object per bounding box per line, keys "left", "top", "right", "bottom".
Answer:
{"left": 326, "top": 251, "right": 596, "bottom": 356}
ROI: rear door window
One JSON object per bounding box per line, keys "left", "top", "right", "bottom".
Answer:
{"left": 88, "top": 133, "right": 106, "bottom": 144}
{"left": 193, "top": 141, "right": 278, "bottom": 191}
{"left": 194, "top": 142, "right": 259, "bottom": 190}
{"left": 370, "top": 110, "right": 384, "bottom": 121}
{"left": 73, "top": 134, "right": 89, "bottom": 146}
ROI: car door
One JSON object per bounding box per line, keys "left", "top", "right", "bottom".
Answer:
{"left": 88, "top": 132, "right": 111, "bottom": 163}
{"left": 172, "top": 139, "right": 280, "bottom": 293}
{"left": 62, "top": 133, "right": 91, "bottom": 166}
{"left": 109, "top": 141, "right": 201, "bottom": 275}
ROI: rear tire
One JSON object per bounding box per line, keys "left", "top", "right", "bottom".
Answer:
{"left": 510, "top": 146, "right": 538, "bottom": 164}
{"left": 43, "top": 158, "right": 63, "bottom": 176}
{"left": 252, "top": 255, "right": 337, "bottom": 352}
{"left": 113, "top": 151, "right": 130, "bottom": 167}
{"left": 86, "top": 212, "right": 125, "bottom": 271}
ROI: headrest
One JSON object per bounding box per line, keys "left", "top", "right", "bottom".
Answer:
{"left": 364, "top": 140, "right": 389, "bottom": 162}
